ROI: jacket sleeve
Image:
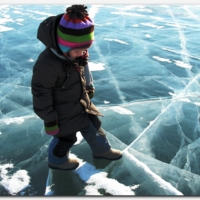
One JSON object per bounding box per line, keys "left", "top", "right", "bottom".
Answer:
{"left": 31, "top": 62, "right": 58, "bottom": 121}
{"left": 84, "top": 63, "right": 95, "bottom": 99}
{"left": 85, "top": 63, "right": 95, "bottom": 90}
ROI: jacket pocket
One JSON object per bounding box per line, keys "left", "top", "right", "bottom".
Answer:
{"left": 44, "top": 120, "right": 59, "bottom": 135}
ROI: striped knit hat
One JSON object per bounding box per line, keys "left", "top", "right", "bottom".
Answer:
{"left": 57, "top": 5, "right": 94, "bottom": 53}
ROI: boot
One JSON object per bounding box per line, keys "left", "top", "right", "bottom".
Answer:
{"left": 93, "top": 148, "right": 122, "bottom": 160}
{"left": 48, "top": 157, "right": 79, "bottom": 170}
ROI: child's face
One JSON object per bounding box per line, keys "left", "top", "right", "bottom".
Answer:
{"left": 67, "top": 48, "right": 87, "bottom": 59}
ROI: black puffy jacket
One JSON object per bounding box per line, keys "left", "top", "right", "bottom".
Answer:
{"left": 31, "top": 14, "right": 102, "bottom": 136}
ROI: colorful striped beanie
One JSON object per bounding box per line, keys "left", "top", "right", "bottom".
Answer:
{"left": 57, "top": 5, "right": 94, "bottom": 53}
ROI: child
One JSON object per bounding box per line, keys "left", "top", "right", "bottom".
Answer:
{"left": 31, "top": 4, "right": 122, "bottom": 170}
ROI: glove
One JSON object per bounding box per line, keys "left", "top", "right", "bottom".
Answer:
{"left": 88, "top": 90, "right": 94, "bottom": 99}
{"left": 44, "top": 120, "right": 59, "bottom": 135}
{"left": 86, "top": 85, "right": 95, "bottom": 99}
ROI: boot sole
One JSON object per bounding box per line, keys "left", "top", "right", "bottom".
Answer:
{"left": 48, "top": 163, "right": 79, "bottom": 170}
{"left": 93, "top": 154, "right": 122, "bottom": 160}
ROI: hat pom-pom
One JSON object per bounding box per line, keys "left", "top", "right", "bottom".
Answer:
{"left": 66, "top": 5, "right": 88, "bottom": 19}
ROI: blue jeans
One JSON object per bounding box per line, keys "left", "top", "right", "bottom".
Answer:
{"left": 48, "top": 119, "right": 111, "bottom": 165}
